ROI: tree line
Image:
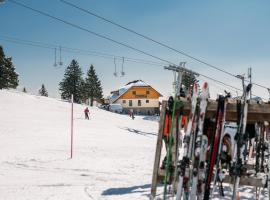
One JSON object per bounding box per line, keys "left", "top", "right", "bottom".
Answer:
{"left": 59, "top": 59, "right": 103, "bottom": 105}
{"left": 0, "top": 46, "right": 103, "bottom": 105}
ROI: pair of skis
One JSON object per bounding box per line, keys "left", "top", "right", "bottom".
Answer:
{"left": 176, "top": 82, "right": 210, "bottom": 200}
{"left": 231, "top": 82, "right": 252, "bottom": 200}
{"left": 190, "top": 82, "right": 210, "bottom": 200}
{"left": 210, "top": 92, "right": 231, "bottom": 199}
{"left": 204, "top": 94, "right": 227, "bottom": 200}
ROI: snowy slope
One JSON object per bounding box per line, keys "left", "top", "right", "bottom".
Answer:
{"left": 0, "top": 90, "right": 158, "bottom": 200}
{"left": 0, "top": 90, "right": 267, "bottom": 200}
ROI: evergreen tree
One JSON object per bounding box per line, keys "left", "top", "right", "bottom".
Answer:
{"left": 182, "top": 72, "right": 197, "bottom": 94}
{"left": 39, "top": 84, "right": 48, "bottom": 97}
{"left": 23, "top": 87, "right": 27, "bottom": 93}
{"left": 84, "top": 65, "right": 103, "bottom": 106}
{"left": 59, "top": 59, "right": 84, "bottom": 103}
{"left": 4, "top": 57, "right": 19, "bottom": 88}
{"left": 0, "top": 46, "right": 19, "bottom": 89}
{"left": 0, "top": 46, "right": 6, "bottom": 89}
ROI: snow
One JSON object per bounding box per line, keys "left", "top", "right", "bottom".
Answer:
{"left": 0, "top": 89, "right": 158, "bottom": 200}
{"left": 0, "top": 89, "right": 268, "bottom": 200}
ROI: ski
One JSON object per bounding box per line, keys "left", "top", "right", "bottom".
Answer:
{"left": 231, "top": 82, "right": 252, "bottom": 200}
{"left": 255, "top": 122, "right": 262, "bottom": 175}
{"left": 163, "top": 96, "right": 176, "bottom": 199}
{"left": 211, "top": 91, "right": 231, "bottom": 198}
{"left": 189, "top": 82, "right": 209, "bottom": 200}
{"left": 266, "top": 121, "right": 270, "bottom": 200}
{"left": 176, "top": 83, "right": 199, "bottom": 200}
{"left": 203, "top": 94, "right": 226, "bottom": 200}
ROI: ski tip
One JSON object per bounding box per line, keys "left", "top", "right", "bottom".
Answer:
{"left": 202, "top": 82, "right": 209, "bottom": 95}
{"left": 246, "top": 83, "right": 252, "bottom": 92}
{"left": 203, "top": 82, "right": 209, "bottom": 90}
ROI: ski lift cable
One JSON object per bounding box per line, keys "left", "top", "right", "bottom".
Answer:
{"left": 60, "top": 0, "right": 270, "bottom": 91}
{"left": 1, "top": 36, "right": 266, "bottom": 100}
{"left": 8, "top": 0, "right": 174, "bottom": 65}
{"left": 6, "top": 0, "right": 269, "bottom": 100}
{"left": 0, "top": 37, "right": 55, "bottom": 50}
{"left": 199, "top": 76, "right": 268, "bottom": 101}
{"left": 198, "top": 76, "right": 236, "bottom": 97}
{"left": 0, "top": 36, "right": 166, "bottom": 66}
{"left": 0, "top": 37, "right": 165, "bottom": 67}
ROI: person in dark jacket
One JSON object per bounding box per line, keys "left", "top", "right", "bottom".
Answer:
{"left": 84, "top": 107, "right": 90, "bottom": 120}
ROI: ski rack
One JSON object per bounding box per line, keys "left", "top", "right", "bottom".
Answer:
{"left": 151, "top": 98, "right": 270, "bottom": 199}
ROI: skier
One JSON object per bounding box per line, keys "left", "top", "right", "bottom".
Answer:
{"left": 130, "top": 109, "right": 135, "bottom": 120}
{"left": 84, "top": 107, "right": 90, "bottom": 120}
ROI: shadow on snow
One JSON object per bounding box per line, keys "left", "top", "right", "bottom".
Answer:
{"left": 102, "top": 184, "right": 151, "bottom": 196}
{"left": 119, "top": 127, "right": 157, "bottom": 137}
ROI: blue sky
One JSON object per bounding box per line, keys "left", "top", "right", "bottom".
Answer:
{"left": 0, "top": 0, "right": 270, "bottom": 99}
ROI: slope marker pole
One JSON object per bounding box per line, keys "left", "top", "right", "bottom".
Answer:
{"left": 71, "top": 94, "right": 74, "bottom": 159}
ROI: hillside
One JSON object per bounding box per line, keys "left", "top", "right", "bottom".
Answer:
{"left": 0, "top": 90, "right": 267, "bottom": 200}
{"left": 0, "top": 90, "right": 158, "bottom": 200}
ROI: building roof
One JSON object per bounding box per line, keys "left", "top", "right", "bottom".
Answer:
{"left": 109, "top": 80, "right": 162, "bottom": 103}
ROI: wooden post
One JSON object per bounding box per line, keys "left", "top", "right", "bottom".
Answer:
{"left": 70, "top": 94, "right": 74, "bottom": 159}
{"left": 151, "top": 101, "right": 167, "bottom": 198}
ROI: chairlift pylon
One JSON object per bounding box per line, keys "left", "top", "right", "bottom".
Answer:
{"left": 53, "top": 48, "right": 57, "bottom": 67}
{"left": 121, "top": 57, "right": 125, "bottom": 77}
{"left": 113, "top": 57, "right": 117, "bottom": 77}
{"left": 59, "top": 46, "right": 63, "bottom": 66}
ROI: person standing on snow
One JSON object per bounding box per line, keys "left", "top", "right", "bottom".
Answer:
{"left": 130, "top": 109, "right": 135, "bottom": 120}
{"left": 84, "top": 107, "right": 90, "bottom": 120}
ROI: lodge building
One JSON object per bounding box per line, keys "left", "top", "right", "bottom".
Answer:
{"left": 110, "top": 80, "right": 162, "bottom": 115}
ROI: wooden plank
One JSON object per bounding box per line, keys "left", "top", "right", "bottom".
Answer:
{"left": 174, "top": 99, "right": 270, "bottom": 123}
{"left": 151, "top": 101, "right": 167, "bottom": 198}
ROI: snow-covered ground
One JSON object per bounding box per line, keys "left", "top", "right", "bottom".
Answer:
{"left": 0, "top": 90, "right": 268, "bottom": 200}
{"left": 0, "top": 90, "right": 158, "bottom": 200}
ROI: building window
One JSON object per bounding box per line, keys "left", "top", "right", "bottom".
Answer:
{"left": 138, "top": 100, "right": 141, "bottom": 106}
{"left": 122, "top": 100, "right": 126, "bottom": 104}
{"left": 146, "top": 100, "right": 149, "bottom": 103}
{"left": 146, "top": 91, "right": 150, "bottom": 95}
{"left": 132, "top": 91, "right": 136, "bottom": 95}
{"left": 129, "top": 100, "right": 132, "bottom": 107}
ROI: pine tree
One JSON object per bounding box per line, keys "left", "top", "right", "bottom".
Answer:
{"left": 0, "top": 46, "right": 6, "bottom": 89}
{"left": 182, "top": 72, "right": 197, "bottom": 93}
{"left": 84, "top": 65, "right": 103, "bottom": 106}
{"left": 23, "top": 87, "right": 27, "bottom": 93}
{"left": 59, "top": 59, "right": 84, "bottom": 103}
{"left": 39, "top": 84, "right": 48, "bottom": 97}
{"left": 4, "top": 57, "right": 19, "bottom": 88}
{"left": 0, "top": 46, "right": 19, "bottom": 89}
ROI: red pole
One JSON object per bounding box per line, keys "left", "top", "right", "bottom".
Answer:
{"left": 70, "top": 94, "right": 74, "bottom": 159}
